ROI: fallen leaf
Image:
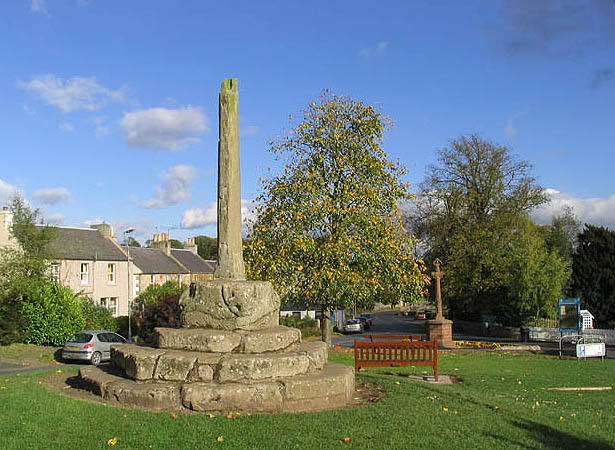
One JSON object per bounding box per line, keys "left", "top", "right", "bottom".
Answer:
{"left": 443, "top": 407, "right": 449, "bottom": 412}
{"left": 593, "top": 424, "right": 597, "bottom": 428}
{"left": 559, "top": 416, "right": 564, "bottom": 421}
{"left": 107, "top": 438, "right": 118, "bottom": 446}
{"left": 208, "top": 414, "right": 215, "bottom": 419}
{"left": 342, "top": 437, "right": 351, "bottom": 442}
{"left": 217, "top": 436, "right": 225, "bottom": 442}
{"left": 394, "top": 381, "right": 400, "bottom": 385}
{"left": 55, "top": 370, "right": 62, "bottom": 374}
{"left": 62, "top": 385, "right": 71, "bottom": 389}
{"left": 226, "top": 413, "right": 234, "bottom": 419}
{"left": 0, "top": 386, "right": 6, "bottom": 390}
{"left": 170, "top": 413, "right": 178, "bottom": 419}
{"left": 122, "top": 414, "right": 128, "bottom": 418}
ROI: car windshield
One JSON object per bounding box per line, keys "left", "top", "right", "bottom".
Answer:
{"left": 347, "top": 320, "right": 360, "bottom": 324}
{"left": 67, "top": 333, "right": 93, "bottom": 343}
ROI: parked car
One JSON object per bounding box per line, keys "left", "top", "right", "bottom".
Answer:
{"left": 343, "top": 319, "right": 364, "bottom": 334}
{"left": 62, "top": 330, "right": 128, "bottom": 366}
{"left": 357, "top": 315, "right": 372, "bottom": 329}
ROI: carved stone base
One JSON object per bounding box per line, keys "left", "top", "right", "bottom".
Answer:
{"left": 180, "top": 280, "right": 280, "bottom": 331}
{"left": 427, "top": 319, "right": 454, "bottom": 348}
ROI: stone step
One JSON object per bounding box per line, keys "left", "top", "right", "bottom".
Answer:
{"left": 155, "top": 325, "right": 301, "bottom": 354}
{"left": 79, "top": 362, "right": 355, "bottom": 413}
{"left": 110, "top": 341, "right": 328, "bottom": 383}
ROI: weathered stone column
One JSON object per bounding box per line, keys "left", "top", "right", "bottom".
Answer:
{"left": 215, "top": 78, "right": 246, "bottom": 280}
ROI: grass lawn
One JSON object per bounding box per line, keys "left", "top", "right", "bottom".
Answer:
{"left": 0, "top": 349, "right": 614, "bottom": 449}
{"left": 0, "top": 343, "right": 60, "bottom": 364}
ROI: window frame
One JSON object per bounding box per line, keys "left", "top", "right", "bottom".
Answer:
{"left": 80, "top": 263, "right": 89, "bottom": 285}
{"left": 107, "top": 263, "right": 116, "bottom": 284}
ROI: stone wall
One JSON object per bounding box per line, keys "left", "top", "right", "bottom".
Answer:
{"left": 529, "top": 327, "right": 615, "bottom": 344}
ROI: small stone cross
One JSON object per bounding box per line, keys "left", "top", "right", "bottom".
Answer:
{"left": 432, "top": 259, "right": 445, "bottom": 320}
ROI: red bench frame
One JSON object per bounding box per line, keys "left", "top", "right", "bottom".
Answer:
{"left": 354, "top": 335, "right": 438, "bottom": 381}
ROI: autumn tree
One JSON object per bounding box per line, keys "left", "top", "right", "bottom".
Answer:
{"left": 409, "top": 135, "right": 550, "bottom": 322}
{"left": 245, "top": 92, "right": 429, "bottom": 345}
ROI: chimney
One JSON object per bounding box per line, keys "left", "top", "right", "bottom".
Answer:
{"left": 185, "top": 237, "right": 198, "bottom": 255}
{"left": 91, "top": 223, "right": 114, "bottom": 238}
{"left": 152, "top": 232, "right": 171, "bottom": 256}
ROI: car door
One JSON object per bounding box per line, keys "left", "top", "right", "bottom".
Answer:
{"left": 97, "top": 333, "right": 111, "bottom": 360}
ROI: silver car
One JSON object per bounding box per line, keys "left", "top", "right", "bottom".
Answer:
{"left": 344, "top": 319, "right": 364, "bottom": 334}
{"left": 62, "top": 330, "right": 128, "bottom": 366}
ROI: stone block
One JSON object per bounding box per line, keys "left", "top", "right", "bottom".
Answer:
{"left": 217, "top": 353, "right": 310, "bottom": 382}
{"left": 281, "top": 363, "right": 355, "bottom": 412}
{"left": 195, "top": 364, "right": 214, "bottom": 382}
{"left": 114, "top": 345, "right": 166, "bottom": 381}
{"left": 427, "top": 319, "right": 454, "bottom": 348}
{"left": 181, "top": 381, "right": 283, "bottom": 412}
{"left": 154, "top": 350, "right": 199, "bottom": 382}
{"left": 104, "top": 380, "right": 181, "bottom": 411}
{"left": 297, "top": 340, "right": 328, "bottom": 370}
{"left": 180, "top": 280, "right": 280, "bottom": 331}
{"left": 79, "top": 366, "right": 119, "bottom": 396}
{"left": 241, "top": 326, "right": 301, "bottom": 353}
{"left": 156, "top": 327, "right": 241, "bottom": 353}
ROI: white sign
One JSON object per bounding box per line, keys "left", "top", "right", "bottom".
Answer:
{"left": 576, "top": 343, "right": 605, "bottom": 358}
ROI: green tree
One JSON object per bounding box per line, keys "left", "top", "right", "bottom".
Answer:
{"left": 505, "top": 217, "right": 570, "bottom": 325}
{"left": 570, "top": 224, "right": 615, "bottom": 328}
{"left": 169, "top": 239, "right": 184, "bottom": 249}
{"left": 546, "top": 205, "right": 581, "bottom": 263}
{"left": 125, "top": 236, "right": 141, "bottom": 247}
{"left": 245, "top": 92, "right": 429, "bottom": 345}
{"left": 194, "top": 235, "right": 217, "bottom": 260}
{"left": 410, "top": 135, "right": 549, "bottom": 321}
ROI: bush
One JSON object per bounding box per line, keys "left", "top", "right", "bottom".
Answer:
{"left": 20, "top": 282, "right": 86, "bottom": 346}
{"left": 82, "top": 299, "right": 118, "bottom": 332}
{"left": 280, "top": 315, "right": 320, "bottom": 339}
{"left": 134, "top": 293, "right": 182, "bottom": 344}
{"left": 0, "top": 297, "right": 28, "bottom": 345}
{"left": 133, "top": 281, "right": 184, "bottom": 311}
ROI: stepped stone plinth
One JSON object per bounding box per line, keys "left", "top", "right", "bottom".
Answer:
{"left": 76, "top": 78, "right": 355, "bottom": 413}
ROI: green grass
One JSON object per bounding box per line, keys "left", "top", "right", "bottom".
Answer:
{"left": 0, "top": 343, "right": 60, "bottom": 364}
{"left": 1, "top": 351, "right": 614, "bottom": 449}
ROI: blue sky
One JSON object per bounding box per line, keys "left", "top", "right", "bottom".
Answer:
{"left": 2, "top": 0, "right": 615, "bottom": 244}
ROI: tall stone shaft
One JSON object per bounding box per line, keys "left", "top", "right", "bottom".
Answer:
{"left": 215, "top": 78, "right": 246, "bottom": 280}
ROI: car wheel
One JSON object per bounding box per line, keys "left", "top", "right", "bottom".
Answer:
{"left": 91, "top": 351, "right": 102, "bottom": 366}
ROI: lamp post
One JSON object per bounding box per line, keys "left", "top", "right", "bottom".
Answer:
{"left": 124, "top": 227, "right": 135, "bottom": 341}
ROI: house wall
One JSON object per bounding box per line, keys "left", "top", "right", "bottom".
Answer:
{"left": 0, "top": 209, "right": 17, "bottom": 249}
{"left": 57, "top": 259, "right": 130, "bottom": 316}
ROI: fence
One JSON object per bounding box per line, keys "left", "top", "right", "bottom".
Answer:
{"left": 529, "top": 327, "right": 615, "bottom": 345}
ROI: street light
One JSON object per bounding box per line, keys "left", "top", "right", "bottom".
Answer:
{"left": 124, "top": 227, "right": 135, "bottom": 342}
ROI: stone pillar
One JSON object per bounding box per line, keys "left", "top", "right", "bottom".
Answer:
{"left": 215, "top": 78, "right": 246, "bottom": 280}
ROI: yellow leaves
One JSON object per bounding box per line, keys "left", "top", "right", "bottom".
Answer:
{"left": 170, "top": 413, "right": 178, "bottom": 419}
{"left": 106, "top": 438, "right": 118, "bottom": 446}
{"left": 217, "top": 436, "right": 225, "bottom": 443}
{"left": 341, "top": 437, "right": 351, "bottom": 443}
{"left": 208, "top": 413, "right": 216, "bottom": 419}
{"left": 443, "top": 407, "right": 449, "bottom": 412}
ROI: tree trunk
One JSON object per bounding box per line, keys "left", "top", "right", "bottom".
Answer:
{"left": 321, "top": 309, "right": 332, "bottom": 347}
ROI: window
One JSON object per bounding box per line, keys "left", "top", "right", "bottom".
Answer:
{"left": 150, "top": 275, "right": 156, "bottom": 284}
{"left": 100, "top": 297, "right": 118, "bottom": 316}
{"left": 50, "top": 263, "right": 59, "bottom": 282}
{"left": 107, "top": 263, "right": 116, "bottom": 284}
{"left": 80, "top": 263, "right": 89, "bottom": 285}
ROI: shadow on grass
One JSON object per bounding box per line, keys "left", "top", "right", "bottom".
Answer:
{"left": 485, "top": 419, "right": 615, "bottom": 450}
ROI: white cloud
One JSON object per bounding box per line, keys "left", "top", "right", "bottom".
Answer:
{"left": 18, "top": 74, "right": 127, "bottom": 113}
{"left": 120, "top": 106, "right": 209, "bottom": 151}
{"left": 44, "top": 212, "right": 65, "bottom": 224}
{"left": 532, "top": 189, "right": 615, "bottom": 228}
{"left": 140, "top": 165, "right": 197, "bottom": 209}
{"left": 59, "top": 122, "right": 75, "bottom": 132}
{"left": 505, "top": 118, "right": 517, "bottom": 138}
{"left": 91, "top": 116, "right": 109, "bottom": 137}
{"left": 181, "top": 203, "right": 217, "bottom": 229}
{"left": 241, "top": 125, "right": 259, "bottom": 137}
{"left": 30, "top": 0, "right": 49, "bottom": 16}
{"left": 181, "top": 199, "right": 256, "bottom": 230}
{"left": 360, "top": 41, "right": 389, "bottom": 59}
{"left": 32, "top": 187, "right": 71, "bottom": 205}
{"left": 0, "top": 180, "right": 22, "bottom": 206}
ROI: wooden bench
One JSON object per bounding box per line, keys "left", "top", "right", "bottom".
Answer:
{"left": 354, "top": 335, "right": 438, "bottom": 381}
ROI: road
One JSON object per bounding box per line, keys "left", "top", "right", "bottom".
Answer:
{"left": 332, "top": 310, "right": 425, "bottom": 348}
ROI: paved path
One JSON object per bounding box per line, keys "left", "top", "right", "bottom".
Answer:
{"left": 0, "top": 359, "right": 62, "bottom": 375}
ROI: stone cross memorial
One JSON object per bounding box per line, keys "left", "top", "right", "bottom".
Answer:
{"left": 427, "top": 258, "right": 454, "bottom": 348}
{"left": 77, "top": 79, "right": 355, "bottom": 414}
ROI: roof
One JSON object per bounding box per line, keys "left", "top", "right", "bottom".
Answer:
{"left": 123, "top": 246, "right": 186, "bottom": 274}
{"left": 41, "top": 226, "right": 127, "bottom": 261}
{"left": 170, "top": 249, "right": 216, "bottom": 274}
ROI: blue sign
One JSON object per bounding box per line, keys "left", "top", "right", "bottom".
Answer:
{"left": 558, "top": 298, "right": 581, "bottom": 332}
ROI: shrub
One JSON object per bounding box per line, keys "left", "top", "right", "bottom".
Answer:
{"left": 280, "top": 315, "right": 320, "bottom": 339}
{"left": 20, "top": 282, "right": 86, "bottom": 346}
{"left": 134, "top": 293, "right": 182, "bottom": 344}
{"left": 0, "top": 297, "right": 28, "bottom": 345}
{"left": 82, "top": 299, "right": 118, "bottom": 332}
{"left": 133, "top": 281, "right": 184, "bottom": 311}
